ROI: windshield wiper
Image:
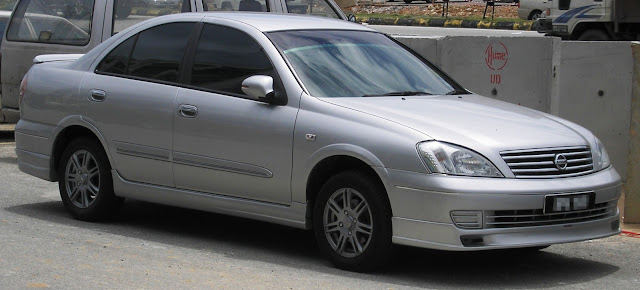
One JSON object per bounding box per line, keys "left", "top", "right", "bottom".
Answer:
{"left": 362, "top": 91, "right": 433, "bottom": 97}
{"left": 446, "top": 89, "right": 470, "bottom": 95}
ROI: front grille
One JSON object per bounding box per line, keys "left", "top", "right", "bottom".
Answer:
{"left": 501, "top": 146, "right": 593, "bottom": 178}
{"left": 485, "top": 201, "right": 616, "bottom": 229}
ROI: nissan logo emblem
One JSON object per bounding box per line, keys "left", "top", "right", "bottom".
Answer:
{"left": 555, "top": 154, "right": 568, "bottom": 170}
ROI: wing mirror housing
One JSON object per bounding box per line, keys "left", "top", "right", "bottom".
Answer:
{"left": 242, "top": 75, "right": 279, "bottom": 104}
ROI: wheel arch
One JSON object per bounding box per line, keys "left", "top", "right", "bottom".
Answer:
{"left": 304, "top": 149, "right": 393, "bottom": 226}
{"left": 50, "top": 116, "right": 112, "bottom": 181}
{"left": 571, "top": 22, "right": 611, "bottom": 40}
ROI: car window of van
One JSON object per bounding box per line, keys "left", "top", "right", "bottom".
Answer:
{"left": 6, "top": 0, "right": 93, "bottom": 46}
{"left": 112, "top": 0, "right": 186, "bottom": 35}
{"left": 285, "top": 0, "right": 340, "bottom": 19}
{"left": 189, "top": 24, "right": 273, "bottom": 96}
{"left": 203, "top": 0, "right": 269, "bottom": 12}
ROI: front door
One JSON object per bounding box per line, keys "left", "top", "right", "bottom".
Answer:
{"left": 172, "top": 23, "right": 297, "bottom": 204}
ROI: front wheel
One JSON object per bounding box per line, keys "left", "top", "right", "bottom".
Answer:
{"left": 58, "top": 137, "right": 122, "bottom": 221}
{"left": 577, "top": 29, "right": 611, "bottom": 41}
{"left": 313, "top": 171, "right": 392, "bottom": 272}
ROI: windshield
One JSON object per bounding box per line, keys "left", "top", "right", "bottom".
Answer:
{"left": 268, "top": 30, "right": 459, "bottom": 98}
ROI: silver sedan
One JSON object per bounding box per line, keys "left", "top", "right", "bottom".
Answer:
{"left": 15, "top": 13, "right": 621, "bottom": 271}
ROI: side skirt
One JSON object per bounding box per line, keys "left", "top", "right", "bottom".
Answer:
{"left": 112, "top": 170, "right": 309, "bottom": 229}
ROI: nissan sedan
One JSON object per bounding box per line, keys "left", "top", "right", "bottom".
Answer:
{"left": 15, "top": 13, "right": 621, "bottom": 271}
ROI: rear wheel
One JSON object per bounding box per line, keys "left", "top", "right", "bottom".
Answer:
{"left": 58, "top": 137, "right": 122, "bottom": 221}
{"left": 529, "top": 10, "right": 542, "bottom": 21}
{"left": 403, "top": 0, "right": 413, "bottom": 4}
{"left": 313, "top": 171, "right": 392, "bottom": 272}
{"left": 577, "top": 29, "right": 611, "bottom": 41}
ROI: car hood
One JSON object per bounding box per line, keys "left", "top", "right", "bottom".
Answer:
{"left": 320, "top": 94, "right": 589, "bottom": 152}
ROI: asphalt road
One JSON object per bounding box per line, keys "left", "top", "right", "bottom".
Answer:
{"left": 1, "top": 130, "right": 639, "bottom": 289}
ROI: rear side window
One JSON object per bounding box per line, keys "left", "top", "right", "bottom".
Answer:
{"left": 189, "top": 24, "right": 273, "bottom": 96}
{"left": 96, "top": 22, "right": 195, "bottom": 84}
{"left": 112, "top": 0, "right": 188, "bottom": 35}
{"left": 286, "top": 0, "right": 340, "bottom": 19}
{"left": 6, "top": 0, "right": 93, "bottom": 46}
{"left": 96, "top": 35, "right": 137, "bottom": 75}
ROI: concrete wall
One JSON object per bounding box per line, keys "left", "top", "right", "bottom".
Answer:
{"left": 624, "top": 43, "right": 640, "bottom": 223}
{"left": 557, "top": 42, "right": 633, "bottom": 180}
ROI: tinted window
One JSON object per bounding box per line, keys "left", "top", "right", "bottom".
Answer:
{"left": 128, "top": 22, "right": 194, "bottom": 83}
{"left": 6, "top": 0, "right": 93, "bottom": 45}
{"left": 190, "top": 24, "right": 272, "bottom": 96}
{"left": 96, "top": 35, "right": 137, "bottom": 75}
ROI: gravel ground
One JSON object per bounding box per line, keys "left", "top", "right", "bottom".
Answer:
{"left": 351, "top": 3, "right": 519, "bottom": 18}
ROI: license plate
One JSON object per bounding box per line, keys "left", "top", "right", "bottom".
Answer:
{"left": 544, "top": 192, "right": 595, "bottom": 214}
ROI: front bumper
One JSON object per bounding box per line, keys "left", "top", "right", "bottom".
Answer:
{"left": 385, "top": 167, "right": 621, "bottom": 250}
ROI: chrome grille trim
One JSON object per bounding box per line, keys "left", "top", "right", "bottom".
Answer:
{"left": 485, "top": 202, "right": 616, "bottom": 229}
{"left": 501, "top": 146, "right": 593, "bottom": 178}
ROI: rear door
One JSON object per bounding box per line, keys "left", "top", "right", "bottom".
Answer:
{"left": 82, "top": 21, "right": 197, "bottom": 187}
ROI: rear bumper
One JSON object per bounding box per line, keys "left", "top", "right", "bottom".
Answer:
{"left": 1, "top": 108, "right": 20, "bottom": 124}
{"left": 385, "top": 167, "right": 622, "bottom": 250}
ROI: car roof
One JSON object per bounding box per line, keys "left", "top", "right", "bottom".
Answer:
{"left": 195, "top": 12, "right": 375, "bottom": 33}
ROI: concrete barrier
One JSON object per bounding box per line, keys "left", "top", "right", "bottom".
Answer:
{"left": 624, "top": 43, "right": 640, "bottom": 223}
{"left": 556, "top": 42, "right": 633, "bottom": 181}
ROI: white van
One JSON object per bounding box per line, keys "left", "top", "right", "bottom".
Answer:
{"left": 0, "top": 0, "right": 350, "bottom": 123}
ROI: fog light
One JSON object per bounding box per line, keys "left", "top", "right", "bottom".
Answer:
{"left": 460, "top": 235, "right": 485, "bottom": 247}
{"left": 611, "top": 219, "right": 620, "bottom": 231}
{"left": 451, "top": 211, "right": 483, "bottom": 229}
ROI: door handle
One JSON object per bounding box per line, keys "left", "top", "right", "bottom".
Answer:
{"left": 178, "top": 104, "right": 198, "bottom": 118}
{"left": 89, "top": 89, "right": 106, "bottom": 102}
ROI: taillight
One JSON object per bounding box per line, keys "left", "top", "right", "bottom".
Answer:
{"left": 19, "top": 74, "right": 28, "bottom": 106}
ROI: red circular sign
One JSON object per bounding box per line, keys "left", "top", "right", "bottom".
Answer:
{"left": 485, "top": 42, "right": 509, "bottom": 71}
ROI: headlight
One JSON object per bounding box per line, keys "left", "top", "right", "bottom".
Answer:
{"left": 417, "top": 141, "right": 503, "bottom": 177}
{"left": 593, "top": 137, "right": 611, "bottom": 171}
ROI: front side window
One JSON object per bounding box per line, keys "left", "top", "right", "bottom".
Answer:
{"left": 285, "top": 0, "right": 340, "bottom": 19}
{"left": 204, "top": 0, "right": 269, "bottom": 12}
{"left": 96, "top": 22, "right": 195, "bottom": 83}
{"left": 268, "top": 30, "right": 458, "bottom": 98}
{"left": 6, "top": 0, "right": 94, "bottom": 45}
{"left": 189, "top": 24, "right": 273, "bottom": 96}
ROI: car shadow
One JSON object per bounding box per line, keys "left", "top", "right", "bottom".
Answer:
{"left": 0, "top": 129, "right": 14, "bottom": 142}
{"left": 6, "top": 200, "right": 619, "bottom": 288}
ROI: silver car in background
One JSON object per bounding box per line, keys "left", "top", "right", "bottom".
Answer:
{"left": 15, "top": 13, "right": 621, "bottom": 271}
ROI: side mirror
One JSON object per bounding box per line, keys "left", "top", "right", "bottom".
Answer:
{"left": 348, "top": 14, "right": 356, "bottom": 23}
{"left": 241, "top": 75, "right": 276, "bottom": 103}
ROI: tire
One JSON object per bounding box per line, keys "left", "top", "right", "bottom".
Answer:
{"left": 221, "top": 2, "right": 233, "bottom": 11}
{"left": 577, "top": 29, "right": 611, "bottom": 41}
{"left": 58, "top": 137, "right": 123, "bottom": 221}
{"left": 529, "top": 10, "right": 542, "bottom": 21}
{"left": 313, "top": 171, "right": 392, "bottom": 272}
{"left": 116, "top": 3, "right": 132, "bottom": 19}
{"left": 403, "top": 0, "right": 413, "bottom": 4}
